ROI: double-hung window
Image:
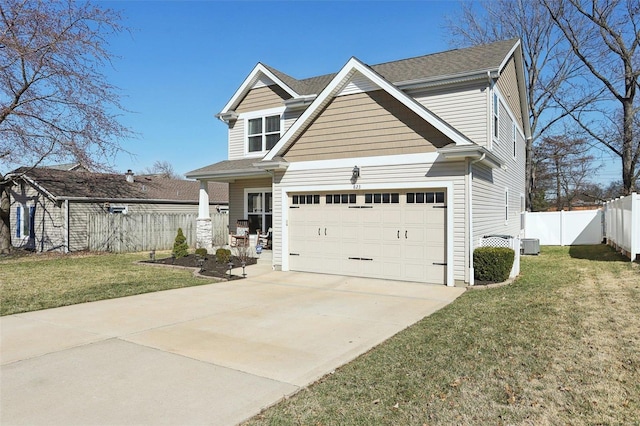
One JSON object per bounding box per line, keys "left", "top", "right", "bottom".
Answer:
{"left": 247, "top": 115, "right": 280, "bottom": 153}
{"left": 493, "top": 92, "right": 500, "bottom": 141}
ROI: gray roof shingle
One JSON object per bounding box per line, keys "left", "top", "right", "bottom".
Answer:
{"left": 263, "top": 38, "right": 518, "bottom": 95}
{"left": 13, "top": 168, "right": 228, "bottom": 203}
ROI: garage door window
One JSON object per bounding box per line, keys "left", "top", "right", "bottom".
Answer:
{"left": 326, "top": 194, "right": 356, "bottom": 204}
{"left": 406, "top": 191, "right": 445, "bottom": 204}
{"left": 365, "top": 193, "right": 399, "bottom": 204}
{"left": 292, "top": 194, "right": 320, "bottom": 205}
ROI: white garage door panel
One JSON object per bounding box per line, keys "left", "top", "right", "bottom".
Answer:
{"left": 288, "top": 191, "right": 447, "bottom": 285}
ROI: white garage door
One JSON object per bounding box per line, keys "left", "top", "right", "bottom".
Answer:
{"left": 288, "top": 191, "right": 446, "bottom": 284}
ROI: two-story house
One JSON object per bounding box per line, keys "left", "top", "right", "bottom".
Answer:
{"left": 187, "top": 38, "right": 530, "bottom": 286}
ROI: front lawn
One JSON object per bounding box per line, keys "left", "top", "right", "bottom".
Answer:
{"left": 246, "top": 245, "right": 640, "bottom": 425}
{"left": 0, "top": 251, "right": 216, "bottom": 316}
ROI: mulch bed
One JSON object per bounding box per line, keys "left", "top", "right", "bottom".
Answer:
{"left": 144, "top": 254, "right": 257, "bottom": 280}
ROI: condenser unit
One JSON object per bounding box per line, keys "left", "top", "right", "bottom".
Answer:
{"left": 521, "top": 238, "right": 540, "bottom": 255}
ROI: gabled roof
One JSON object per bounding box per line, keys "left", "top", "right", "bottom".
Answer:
{"left": 11, "top": 168, "right": 228, "bottom": 203}
{"left": 264, "top": 57, "right": 474, "bottom": 160}
{"left": 219, "top": 38, "right": 522, "bottom": 117}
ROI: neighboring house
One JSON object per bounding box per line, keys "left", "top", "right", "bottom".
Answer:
{"left": 187, "top": 38, "right": 530, "bottom": 286}
{"left": 8, "top": 167, "right": 228, "bottom": 252}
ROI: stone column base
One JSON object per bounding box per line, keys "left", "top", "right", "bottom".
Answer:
{"left": 196, "top": 218, "right": 213, "bottom": 251}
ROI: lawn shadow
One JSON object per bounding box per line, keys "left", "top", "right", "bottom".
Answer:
{"left": 568, "top": 244, "right": 630, "bottom": 262}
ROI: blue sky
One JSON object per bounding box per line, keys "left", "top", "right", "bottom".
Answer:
{"left": 103, "top": 0, "right": 619, "bottom": 184}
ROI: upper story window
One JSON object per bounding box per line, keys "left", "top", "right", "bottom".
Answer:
{"left": 247, "top": 114, "right": 280, "bottom": 153}
{"left": 512, "top": 122, "right": 517, "bottom": 159}
{"left": 493, "top": 92, "right": 500, "bottom": 141}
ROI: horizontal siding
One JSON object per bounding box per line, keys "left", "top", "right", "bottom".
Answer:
{"left": 410, "top": 82, "right": 488, "bottom": 146}
{"left": 285, "top": 90, "right": 449, "bottom": 162}
{"left": 10, "top": 184, "right": 66, "bottom": 252}
{"left": 283, "top": 110, "right": 302, "bottom": 133}
{"left": 472, "top": 99, "right": 526, "bottom": 247}
{"left": 496, "top": 56, "right": 523, "bottom": 129}
{"left": 273, "top": 160, "right": 468, "bottom": 281}
{"left": 228, "top": 119, "right": 244, "bottom": 160}
{"left": 235, "top": 85, "right": 291, "bottom": 114}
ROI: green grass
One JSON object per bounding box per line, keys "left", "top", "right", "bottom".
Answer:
{"left": 246, "top": 245, "right": 640, "bottom": 425}
{"left": 0, "top": 251, "right": 216, "bottom": 316}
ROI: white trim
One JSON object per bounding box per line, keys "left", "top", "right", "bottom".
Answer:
{"left": 505, "top": 186, "right": 509, "bottom": 225}
{"left": 498, "top": 39, "right": 521, "bottom": 74}
{"left": 286, "top": 152, "right": 441, "bottom": 172}
{"left": 220, "top": 64, "right": 300, "bottom": 115}
{"left": 279, "top": 180, "right": 455, "bottom": 287}
{"left": 492, "top": 89, "right": 500, "bottom": 145}
{"left": 265, "top": 57, "right": 473, "bottom": 161}
{"left": 243, "top": 187, "right": 272, "bottom": 232}
{"left": 512, "top": 121, "right": 517, "bottom": 160}
{"left": 242, "top": 107, "right": 286, "bottom": 157}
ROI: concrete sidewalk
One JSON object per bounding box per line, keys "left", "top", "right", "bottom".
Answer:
{"left": 1, "top": 267, "right": 465, "bottom": 425}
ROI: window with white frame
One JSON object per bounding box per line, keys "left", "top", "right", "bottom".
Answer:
{"left": 493, "top": 92, "right": 500, "bottom": 141}
{"left": 16, "top": 204, "right": 34, "bottom": 239}
{"left": 246, "top": 190, "right": 272, "bottom": 234}
{"left": 504, "top": 187, "right": 509, "bottom": 223}
{"left": 247, "top": 115, "right": 280, "bottom": 153}
{"left": 512, "top": 122, "right": 517, "bottom": 159}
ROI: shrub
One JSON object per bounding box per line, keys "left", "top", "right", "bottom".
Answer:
{"left": 215, "top": 248, "right": 231, "bottom": 264}
{"left": 195, "top": 248, "right": 208, "bottom": 257}
{"left": 473, "top": 247, "right": 515, "bottom": 282}
{"left": 172, "top": 228, "right": 189, "bottom": 259}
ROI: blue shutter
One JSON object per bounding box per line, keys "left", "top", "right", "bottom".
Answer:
{"left": 16, "top": 207, "right": 21, "bottom": 238}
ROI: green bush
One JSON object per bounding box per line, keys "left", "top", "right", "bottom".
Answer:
{"left": 172, "top": 228, "right": 189, "bottom": 259}
{"left": 215, "top": 248, "right": 231, "bottom": 264}
{"left": 473, "top": 246, "right": 515, "bottom": 282}
{"left": 195, "top": 248, "right": 208, "bottom": 257}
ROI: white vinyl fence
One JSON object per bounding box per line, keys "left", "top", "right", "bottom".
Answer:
{"left": 88, "top": 213, "right": 228, "bottom": 253}
{"left": 603, "top": 193, "right": 639, "bottom": 261}
{"left": 524, "top": 210, "right": 603, "bottom": 246}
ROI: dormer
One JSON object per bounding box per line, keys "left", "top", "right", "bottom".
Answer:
{"left": 217, "top": 64, "right": 318, "bottom": 160}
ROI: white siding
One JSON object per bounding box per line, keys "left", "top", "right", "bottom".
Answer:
{"left": 409, "top": 82, "right": 489, "bottom": 146}
{"left": 228, "top": 119, "right": 244, "bottom": 160}
{"left": 273, "top": 159, "right": 468, "bottom": 282}
{"left": 472, "top": 100, "right": 526, "bottom": 248}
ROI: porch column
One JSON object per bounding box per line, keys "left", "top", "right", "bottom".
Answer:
{"left": 196, "top": 180, "right": 213, "bottom": 250}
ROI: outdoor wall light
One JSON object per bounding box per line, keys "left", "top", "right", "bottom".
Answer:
{"left": 351, "top": 165, "right": 360, "bottom": 183}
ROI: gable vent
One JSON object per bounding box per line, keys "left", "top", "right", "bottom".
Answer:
{"left": 336, "top": 71, "right": 379, "bottom": 97}
{"left": 252, "top": 74, "right": 276, "bottom": 89}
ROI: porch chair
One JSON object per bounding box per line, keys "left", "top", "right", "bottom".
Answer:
{"left": 230, "top": 219, "right": 249, "bottom": 247}
{"left": 258, "top": 227, "right": 272, "bottom": 249}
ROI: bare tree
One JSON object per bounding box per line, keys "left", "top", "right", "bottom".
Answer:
{"left": 445, "top": 0, "right": 586, "bottom": 210}
{"left": 536, "top": 135, "right": 600, "bottom": 209}
{"left": 543, "top": 0, "right": 640, "bottom": 194}
{"left": 140, "top": 160, "right": 182, "bottom": 180}
{"left": 0, "top": 0, "right": 131, "bottom": 253}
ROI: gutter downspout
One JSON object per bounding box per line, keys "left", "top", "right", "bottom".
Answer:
{"left": 468, "top": 153, "right": 486, "bottom": 286}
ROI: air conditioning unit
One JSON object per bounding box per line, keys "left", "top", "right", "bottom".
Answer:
{"left": 521, "top": 238, "right": 540, "bottom": 255}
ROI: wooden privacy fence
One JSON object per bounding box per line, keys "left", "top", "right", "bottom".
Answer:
{"left": 87, "top": 213, "right": 228, "bottom": 253}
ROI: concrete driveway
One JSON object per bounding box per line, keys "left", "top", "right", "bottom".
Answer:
{"left": 1, "top": 267, "right": 465, "bottom": 425}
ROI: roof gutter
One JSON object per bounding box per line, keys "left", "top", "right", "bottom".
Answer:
{"left": 252, "top": 159, "right": 289, "bottom": 171}
{"left": 438, "top": 145, "right": 503, "bottom": 169}
{"left": 398, "top": 69, "right": 500, "bottom": 91}
{"left": 283, "top": 95, "right": 317, "bottom": 110}
{"left": 57, "top": 197, "right": 218, "bottom": 204}
{"left": 185, "top": 169, "right": 269, "bottom": 181}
